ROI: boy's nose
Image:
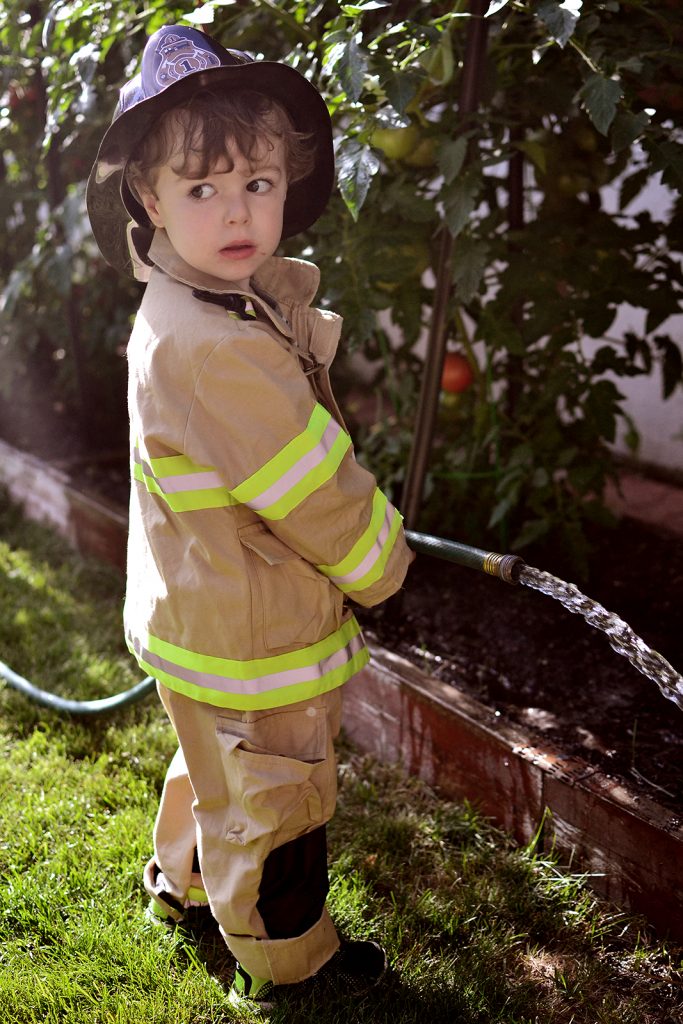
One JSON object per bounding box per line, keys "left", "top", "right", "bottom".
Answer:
{"left": 223, "top": 195, "right": 250, "bottom": 224}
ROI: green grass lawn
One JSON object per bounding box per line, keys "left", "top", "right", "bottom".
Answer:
{"left": 0, "top": 491, "right": 682, "bottom": 1024}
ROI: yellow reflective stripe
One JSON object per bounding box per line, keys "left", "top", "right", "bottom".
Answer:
{"left": 133, "top": 406, "right": 351, "bottom": 518}
{"left": 133, "top": 460, "right": 237, "bottom": 513}
{"left": 231, "top": 405, "right": 331, "bottom": 505}
{"left": 134, "top": 647, "right": 369, "bottom": 712}
{"left": 317, "top": 488, "right": 387, "bottom": 580}
{"left": 232, "top": 404, "right": 352, "bottom": 520}
{"left": 145, "top": 615, "right": 361, "bottom": 678}
{"left": 332, "top": 506, "right": 403, "bottom": 595}
{"left": 127, "top": 617, "right": 368, "bottom": 711}
{"left": 257, "top": 427, "right": 351, "bottom": 521}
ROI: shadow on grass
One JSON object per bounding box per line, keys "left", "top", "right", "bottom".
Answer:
{"left": 167, "top": 914, "right": 469, "bottom": 1024}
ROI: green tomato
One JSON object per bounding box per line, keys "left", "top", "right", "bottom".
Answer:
{"left": 370, "top": 124, "right": 420, "bottom": 160}
{"left": 403, "top": 137, "right": 437, "bottom": 168}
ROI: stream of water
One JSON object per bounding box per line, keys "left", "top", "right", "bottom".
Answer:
{"left": 519, "top": 565, "right": 683, "bottom": 713}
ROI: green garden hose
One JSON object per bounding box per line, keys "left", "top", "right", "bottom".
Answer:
{"left": 0, "top": 532, "right": 525, "bottom": 716}
{"left": 0, "top": 659, "right": 156, "bottom": 716}
{"left": 405, "top": 531, "right": 525, "bottom": 584}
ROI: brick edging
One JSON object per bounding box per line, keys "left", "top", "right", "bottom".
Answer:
{"left": 342, "top": 645, "right": 683, "bottom": 941}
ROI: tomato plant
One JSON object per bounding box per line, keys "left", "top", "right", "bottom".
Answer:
{"left": 1, "top": 0, "right": 682, "bottom": 566}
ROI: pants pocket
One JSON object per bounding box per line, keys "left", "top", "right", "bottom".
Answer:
{"left": 216, "top": 706, "right": 336, "bottom": 847}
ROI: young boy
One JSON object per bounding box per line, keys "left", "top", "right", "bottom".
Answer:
{"left": 87, "top": 23, "right": 412, "bottom": 1009}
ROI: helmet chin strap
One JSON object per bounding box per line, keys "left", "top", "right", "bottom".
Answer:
{"left": 126, "top": 223, "right": 156, "bottom": 282}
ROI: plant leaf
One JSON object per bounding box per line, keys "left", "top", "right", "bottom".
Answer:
{"left": 619, "top": 167, "right": 650, "bottom": 210}
{"left": 611, "top": 109, "right": 649, "bottom": 152}
{"left": 335, "top": 33, "right": 369, "bottom": 103}
{"left": 486, "top": 0, "right": 511, "bottom": 15}
{"left": 488, "top": 479, "right": 522, "bottom": 528}
{"left": 342, "top": 1, "right": 390, "bottom": 14}
{"left": 513, "top": 138, "right": 547, "bottom": 173}
{"left": 443, "top": 173, "right": 481, "bottom": 239}
{"left": 383, "top": 71, "right": 418, "bottom": 116}
{"left": 336, "top": 139, "right": 380, "bottom": 219}
{"left": 580, "top": 73, "right": 623, "bottom": 135}
{"left": 512, "top": 518, "right": 551, "bottom": 549}
{"left": 452, "top": 237, "right": 489, "bottom": 304}
{"left": 654, "top": 336, "right": 683, "bottom": 398}
{"left": 622, "top": 411, "right": 640, "bottom": 454}
{"left": 537, "top": 1, "right": 582, "bottom": 49}
{"left": 438, "top": 137, "right": 468, "bottom": 186}
{"left": 648, "top": 140, "right": 683, "bottom": 191}
{"left": 583, "top": 379, "right": 623, "bottom": 442}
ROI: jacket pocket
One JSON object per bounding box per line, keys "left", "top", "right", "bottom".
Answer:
{"left": 215, "top": 706, "right": 337, "bottom": 847}
{"left": 238, "top": 522, "right": 343, "bottom": 652}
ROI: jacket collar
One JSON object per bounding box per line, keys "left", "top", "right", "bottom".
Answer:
{"left": 145, "top": 229, "right": 321, "bottom": 311}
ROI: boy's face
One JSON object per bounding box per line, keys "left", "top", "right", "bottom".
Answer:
{"left": 138, "top": 126, "right": 287, "bottom": 290}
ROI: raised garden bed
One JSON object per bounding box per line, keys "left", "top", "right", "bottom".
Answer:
{"left": 1, "top": 437, "right": 682, "bottom": 940}
{"left": 0, "top": 438, "right": 127, "bottom": 572}
{"left": 342, "top": 645, "right": 683, "bottom": 942}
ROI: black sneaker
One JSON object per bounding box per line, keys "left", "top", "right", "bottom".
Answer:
{"left": 228, "top": 940, "right": 387, "bottom": 1012}
{"left": 228, "top": 962, "right": 276, "bottom": 1011}
{"left": 314, "top": 939, "right": 388, "bottom": 996}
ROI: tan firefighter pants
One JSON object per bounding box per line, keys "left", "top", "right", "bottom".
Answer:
{"left": 148, "top": 682, "right": 342, "bottom": 984}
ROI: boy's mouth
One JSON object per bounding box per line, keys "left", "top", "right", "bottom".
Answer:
{"left": 220, "top": 241, "right": 257, "bottom": 260}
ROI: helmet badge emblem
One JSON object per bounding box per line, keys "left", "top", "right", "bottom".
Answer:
{"left": 155, "top": 33, "right": 221, "bottom": 86}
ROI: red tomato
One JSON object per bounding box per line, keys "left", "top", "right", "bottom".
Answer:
{"left": 441, "top": 352, "right": 473, "bottom": 393}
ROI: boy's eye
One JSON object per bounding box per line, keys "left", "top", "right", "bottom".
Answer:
{"left": 246, "top": 178, "right": 273, "bottom": 194}
{"left": 188, "top": 183, "right": 215, "bottom": 200}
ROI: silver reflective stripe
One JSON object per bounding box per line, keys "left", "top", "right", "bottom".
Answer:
{"left": 137, "top": 631, "right": 366, "bottom": 697}
{"left": 134, "top": 450, "right": 224, "bottom": 495}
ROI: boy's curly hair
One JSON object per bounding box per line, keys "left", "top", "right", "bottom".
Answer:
{"left": 125, "top": 88, "right": 315, "bottom": 197}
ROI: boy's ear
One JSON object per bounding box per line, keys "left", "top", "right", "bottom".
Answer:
{"left": 136, "top": 183, "right": 165, "bottom": 229}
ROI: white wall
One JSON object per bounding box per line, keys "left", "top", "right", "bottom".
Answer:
{"left": 608, "top": 306, "right": 683, "bottom": 473}
{"left": 602, "top": 165, "right": 683, "bottom": 474}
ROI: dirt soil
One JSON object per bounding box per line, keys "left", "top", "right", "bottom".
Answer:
{"left": 359, "top": 517, "right": 683, "bottom": 817}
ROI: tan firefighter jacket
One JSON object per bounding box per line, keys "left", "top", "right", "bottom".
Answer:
{"left": 125, "top": 229, "right": 412, "bottom": 710}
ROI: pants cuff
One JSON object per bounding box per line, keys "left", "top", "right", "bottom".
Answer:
{"left": 143, "top": 857, "right": 185, "bottom": 923}
{"left": 224, "top": 906, "right": 339, "bottom": 985}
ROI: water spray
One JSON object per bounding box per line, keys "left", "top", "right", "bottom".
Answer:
{"left": 406, "top": 531, "right": 683, "bottom": 713}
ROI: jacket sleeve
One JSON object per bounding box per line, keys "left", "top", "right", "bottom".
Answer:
{"left": 183, "top": 325, "right": 412, "bottom": 607}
